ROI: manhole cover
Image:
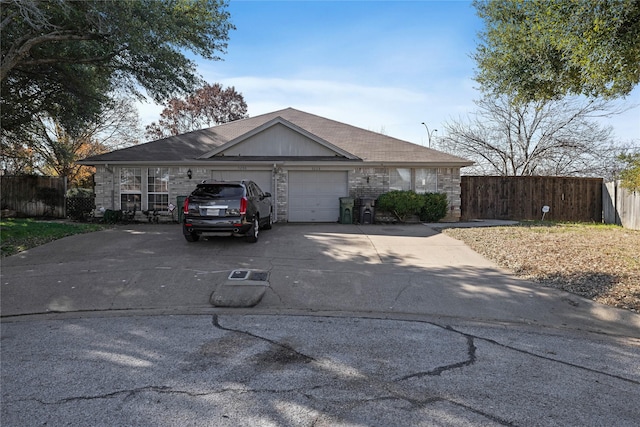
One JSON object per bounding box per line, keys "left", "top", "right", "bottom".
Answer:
{"left": 229, "top": 270, "right": 250, "bottom": 280}
{"left": 228, "top": 270, "right": 269, "bottom": 281}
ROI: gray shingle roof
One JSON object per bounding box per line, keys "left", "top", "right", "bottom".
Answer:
{"left": 80, "top": 107, "right": 472, "bottom": 166}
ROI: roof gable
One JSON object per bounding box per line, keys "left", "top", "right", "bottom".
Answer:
{"left": 79, "top": 107, "right": 472, "bottom": 166}
{"left": 219, "top": 108, "right": 472, "bottom": 165}
{"left": 198, "top": 117, "right": 359, "bottom": 160}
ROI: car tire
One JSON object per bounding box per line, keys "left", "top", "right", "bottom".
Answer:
{"left": 263, "top": 213, "right": 273, "bottom": 230}
{"left": 246, "top": 216, "right": 259, "bottom": 243}
{"left": 185, "top": 232, "right": 199, "bottom": 242}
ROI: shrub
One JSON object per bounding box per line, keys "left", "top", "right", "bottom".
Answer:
{"left": 419, "top": 193, "right": 448, "bottom": 222}
{"left": 376, "top": 190, "right": 425, "bottom": 222}
{"left": 66, "top": 187, "right": 94, "bottom": 198}
{"left": 103, "top": 209, "right": 123, "bottom": 224}
{"left": 376, "top": 190, "right": 449, "bottom": 223}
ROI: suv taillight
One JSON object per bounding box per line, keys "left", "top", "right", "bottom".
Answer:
{"left": 239, "top": 196, "right": 247, "bottom": 215}
{"left": 183, "top": 197, "right": 189, "bottom": 214}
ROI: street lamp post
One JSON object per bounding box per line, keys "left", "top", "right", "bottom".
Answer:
{"left": 421, "top": 122, "right": 438, "bottom": 148}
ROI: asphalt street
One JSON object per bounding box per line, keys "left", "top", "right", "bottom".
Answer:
{"left": 1, "top": 223, "right": 639, "bottom": 426}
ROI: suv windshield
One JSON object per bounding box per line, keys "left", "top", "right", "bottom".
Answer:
{"left": 191, "top": 184, "right": 244, "bottom": 198}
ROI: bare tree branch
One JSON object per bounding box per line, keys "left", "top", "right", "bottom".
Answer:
{"left": 440, "top": 95, "right": 621, "bottom": 178}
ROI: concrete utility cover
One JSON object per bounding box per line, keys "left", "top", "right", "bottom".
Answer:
{"left": 211, "top": 270, "right": 270, "bottom": 308}
{"left": 229, "top": 270, "right": 251, "bottom": 280}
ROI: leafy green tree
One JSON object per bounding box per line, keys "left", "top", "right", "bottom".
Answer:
{"left": 1, "top": 0, "right": 234, "bottom": 136}
{"left": 474, "top": 0, "right": 640, "bottom": 101}
{"left": 618, "top": 153, "right": 640, "bottom": 191}
{"left": 145, "top": 83, "right": 248, "bottom": 139}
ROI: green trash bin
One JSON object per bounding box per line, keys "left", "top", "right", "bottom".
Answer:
{"left": 177, "top": 196, "right": 188, "bottom": 223}
{"left": 339, "top": 197, "right": 354, "bottom": 224}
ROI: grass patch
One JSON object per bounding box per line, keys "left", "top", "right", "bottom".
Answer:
{"left": 443, "top": 222, "right": 640, "bottom": 312}
{"left": 1, "top": 219, "right": 106, "bottom": 257}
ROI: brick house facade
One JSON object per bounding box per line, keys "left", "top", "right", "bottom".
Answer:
{"left": 82, "top": 108, "right": 472, "bottom": 223}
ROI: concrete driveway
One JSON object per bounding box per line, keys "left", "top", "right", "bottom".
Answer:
{"left": 2, "top": 223, "right": 639, "bottom": 426}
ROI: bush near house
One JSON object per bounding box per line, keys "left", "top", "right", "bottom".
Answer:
{"left": 376, "top": 190, "right": 448, "bottom": 223}
{"left": 419, "top": 192, "right": 449, "bottom": 222}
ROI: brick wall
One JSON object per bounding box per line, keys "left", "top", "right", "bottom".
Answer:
{"left": 170, "top": 166, "right": 199, "bottom": 204}
{"left": 94, "top": 165, "right": 194, "bottom": 222}
{"left": 348, "top": 167, "right": 388, "bottom": 199}
{"left": 348, "top": 167, "right": 462, "bottom": 222}
{"left": 93, "top": 165, "right": 113, "bottom": 211}
{"left": 274, "top": 169, "right": 288, "bottom": 222}
{"left": 437, "top": 167, "right": 462, "bottom": 222}
{"left": 93, "top": 165, "right": 462, "bottom": 223}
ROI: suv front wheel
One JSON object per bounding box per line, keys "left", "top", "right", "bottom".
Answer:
{"left": 246, "top": 216, "right": 259, "bottom": 243}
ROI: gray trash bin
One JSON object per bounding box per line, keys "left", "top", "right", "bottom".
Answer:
{"left": 359, "top": 198, "right": 375, "bottom": 224}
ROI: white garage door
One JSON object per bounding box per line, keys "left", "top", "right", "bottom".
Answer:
{"left": 288, "top": 171, "right": 348, "bottom": 222}
{"left": 210, "top": 170, "right": 272, "bottom": 194}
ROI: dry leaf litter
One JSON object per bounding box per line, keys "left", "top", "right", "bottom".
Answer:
{"left": 443, "top": 224, "right": 640, "bottom": 313}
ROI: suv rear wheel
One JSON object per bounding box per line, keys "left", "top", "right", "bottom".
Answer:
{"left": 246, "top": 216, "right": 259, "bottom": 243}
{"left": 185, "top": 231, "right": 199, "bottom": 242}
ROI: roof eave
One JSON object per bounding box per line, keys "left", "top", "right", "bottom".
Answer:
{"left": 78, "top": 159, "right": 474, "bottom": 168}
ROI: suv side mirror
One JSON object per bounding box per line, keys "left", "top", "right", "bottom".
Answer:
{"left": 263, "top": 192, "right": 272, "bottom": 198}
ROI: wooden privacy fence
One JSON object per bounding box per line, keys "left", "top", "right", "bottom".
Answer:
{"left": 0, "top": 175, "right": 67, "bottom": 218}
{"left": 603, "top": 181, "right": 640, "bottom": 230}
{"left": 460, "top": 176, "right": 603, "bottom": 222}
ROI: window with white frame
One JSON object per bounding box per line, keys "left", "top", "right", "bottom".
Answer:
{"left": 120, "top": 168, "right": 141, "bottom": 211}
{"left": 414, "top": 168, "right": 438, "bottom": 193}
{"left": 389, "top": 168, "right": 411, "bottom": 191}
{"left": 148, "top": 167, "right": 169, "bottom": 211}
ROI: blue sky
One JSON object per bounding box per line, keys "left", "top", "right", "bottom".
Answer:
{"left": 139, "top": 0, "right": 639, "bottom": 146}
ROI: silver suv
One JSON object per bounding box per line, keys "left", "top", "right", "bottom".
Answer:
{"left": 182, "top": 180, "right": 273, "bottom": 243}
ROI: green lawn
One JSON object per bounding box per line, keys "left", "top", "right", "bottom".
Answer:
{"left": 1, "top": 218, "right": 106, "bottom": 257}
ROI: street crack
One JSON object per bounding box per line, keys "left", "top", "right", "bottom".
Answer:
{"left": 25, "top": 384, "right": 329, "bottom": 406}
{"left": 211, "top": 314, "right": 315, "bottom": 364}
{"left": 395, "top": 333, "right": 477, "bottom": 381}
